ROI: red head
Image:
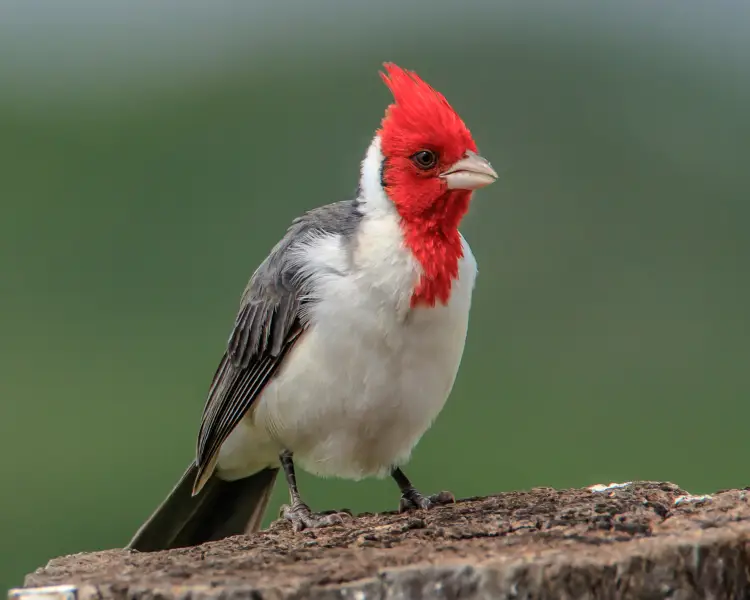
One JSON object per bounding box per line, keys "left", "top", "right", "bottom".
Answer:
{"left": 377, "top": 63, "right": 497, "bottom": 307}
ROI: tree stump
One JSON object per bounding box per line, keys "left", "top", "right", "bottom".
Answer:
{"left": 13, "top": 482, "right": 750, "bottom": 599}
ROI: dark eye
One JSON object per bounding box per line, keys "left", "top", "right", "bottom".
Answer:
{"left": 411, "top": 150, "right": 438, "bottom": 170}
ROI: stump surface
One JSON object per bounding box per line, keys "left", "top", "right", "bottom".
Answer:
{"left": 20, "top": 482, "right": 750, "bottom": 599}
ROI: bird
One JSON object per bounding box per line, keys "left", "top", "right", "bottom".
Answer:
{"left": 127, "top": 62, "right": 498, "bottom": 552}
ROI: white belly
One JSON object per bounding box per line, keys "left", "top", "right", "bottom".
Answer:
{"left": 216, "top": 228, "right": 477, "bottom": 482}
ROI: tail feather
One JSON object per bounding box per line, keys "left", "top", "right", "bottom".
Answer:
{"left": 127, "top": 463, "right": 278, "bottom": 552}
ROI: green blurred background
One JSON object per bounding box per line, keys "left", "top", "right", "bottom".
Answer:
{"left": 2, "top": 0, "right": 749, "bottom": 590}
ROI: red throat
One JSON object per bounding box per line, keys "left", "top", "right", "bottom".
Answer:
{"left": 401, "top": 190, "right": 471, "bottom": 308}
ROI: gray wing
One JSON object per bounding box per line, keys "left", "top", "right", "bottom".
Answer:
{"left": 193, "top": 200, "right": 362, "bottom": 492}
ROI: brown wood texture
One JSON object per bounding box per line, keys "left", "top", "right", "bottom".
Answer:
{"left": 19, "top": 482, "right": 750, "bottom": 599}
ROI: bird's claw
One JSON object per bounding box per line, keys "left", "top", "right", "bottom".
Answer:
{"left": 280, "top": 502, "right": 348, "bottom": 532}
{"left": 399, "top": 489, "right": 455, "bottom": 512}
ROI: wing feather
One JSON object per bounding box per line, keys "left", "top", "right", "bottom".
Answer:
{"left": 192, "top": 200, "right": 362, "bottom": 494}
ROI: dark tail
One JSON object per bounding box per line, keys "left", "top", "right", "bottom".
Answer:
{"left": 127, "top": 463, "right": 278, "bottom": 552}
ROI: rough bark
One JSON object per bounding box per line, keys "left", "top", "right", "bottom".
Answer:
{"left": 16, "top": 482, "right": 750, "bottom": 599}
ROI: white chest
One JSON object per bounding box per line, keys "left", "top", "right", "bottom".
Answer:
{"left": 248, "top": 214, "right": 477, "bottom": 479}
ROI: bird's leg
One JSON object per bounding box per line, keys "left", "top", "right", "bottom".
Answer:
{"left": 278, "top": 450, "right": 345, "bottom": 532}
{"left": 391, "top": 467, "right": 455, "bottom": 512}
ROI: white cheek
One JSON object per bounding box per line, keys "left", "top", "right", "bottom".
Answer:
{"left": 359, "top": 135, "right": 396, "bottom": 216}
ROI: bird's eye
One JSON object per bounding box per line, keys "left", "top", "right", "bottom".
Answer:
{"left": 411, "top": 150, "right": 438, "bottom": 170}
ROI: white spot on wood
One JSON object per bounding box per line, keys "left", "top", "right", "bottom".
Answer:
{"left": 674, "top": 494, "right": 712, "bottom": 506}
{"left": 8, "top": 586, "right": 78, "bottom": 600}
{"left": 588, "top": 482, "right": 633, "bottom": 493}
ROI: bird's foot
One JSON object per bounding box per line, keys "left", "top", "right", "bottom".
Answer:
{"left": 399, "top": 488, "right": 455, "bottom": 512}
{"left": 280, "top": 501, "right": 348, "bottom": 532}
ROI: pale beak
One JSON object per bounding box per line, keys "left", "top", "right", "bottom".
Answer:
{"left": 439, "top": 150, "right": 498, "bottom": 190}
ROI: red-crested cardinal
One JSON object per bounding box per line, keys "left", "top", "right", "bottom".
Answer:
{"left": 128, "top": 63, "right": 497, "bottom": 551}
